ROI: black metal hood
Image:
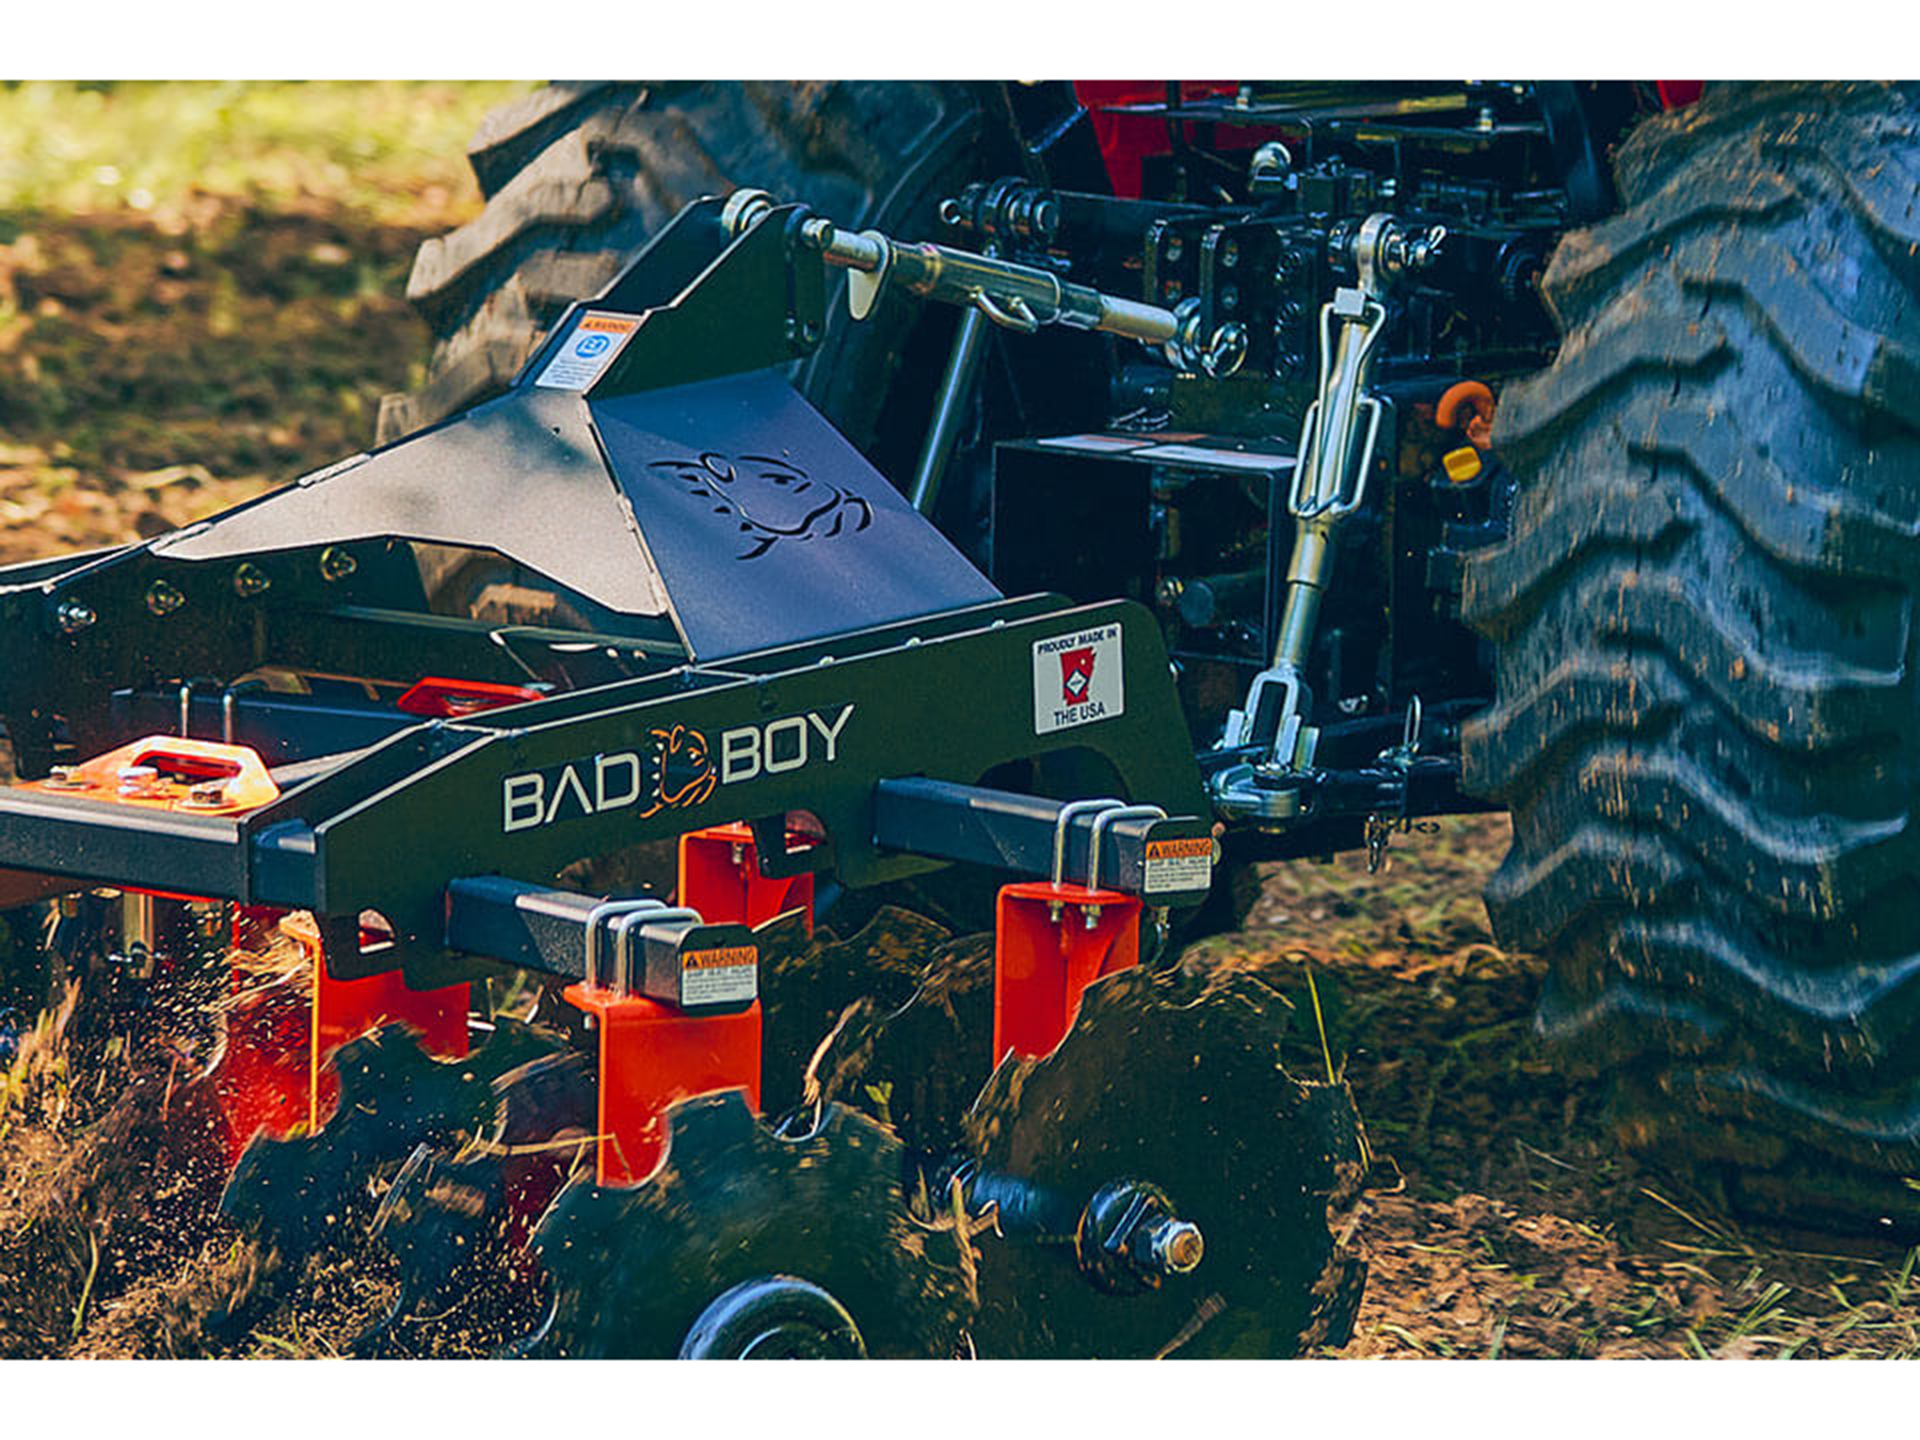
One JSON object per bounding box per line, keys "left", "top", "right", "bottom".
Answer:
{"left": 149, "top": 195, "right": 1000, "bottom": 661}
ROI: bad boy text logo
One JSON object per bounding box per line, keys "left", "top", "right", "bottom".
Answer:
{"left": 502, "top": 704, "right": 853, "bottom": 833}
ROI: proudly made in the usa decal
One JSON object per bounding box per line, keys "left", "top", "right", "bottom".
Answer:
{"left": 1031, "top": 624, "right": 1124, "bottom": 735}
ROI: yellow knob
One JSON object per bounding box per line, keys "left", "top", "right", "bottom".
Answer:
{"left": 1443, "top": 446, "right": 1483, "bottom": 484}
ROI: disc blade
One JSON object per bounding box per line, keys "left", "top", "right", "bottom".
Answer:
{"left": 962, "top": 964, "right": 1368, "bottom": 1358}
{"left": 534, "top": 1092, "right": 973, "bottom": 1357}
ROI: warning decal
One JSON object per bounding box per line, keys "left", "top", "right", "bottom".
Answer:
{"left": 1142, "top": 835, "right": 1214, "bottom": 896}
{"left": 1032, "top": 623, "right": 1125, "bottom": 735}
{"left": 680, "top": 944, "right": 757, "bottom": 1007}
{"left": 534, "top": 312, "right": 642, "bottom": 391}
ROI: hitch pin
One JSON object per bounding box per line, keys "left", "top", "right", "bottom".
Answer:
{"left": 1366, "top": 695, "right": 1426, "bottom": 874}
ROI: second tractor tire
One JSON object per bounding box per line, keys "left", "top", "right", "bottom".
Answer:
{"left": 1463, "top": 81, "right": 1920, "bottom": 1226}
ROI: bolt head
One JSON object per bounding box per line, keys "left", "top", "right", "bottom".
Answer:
{"left": 1156, "top": 1219, "right": 1205, "bottom": 1274}
{"left": 318, "top": 546, "right": 358, "bottom": 583}
{"left": 117, "top": 764, "right": 161, "bottom": 798}
{"left": 55, "top": 601, "right": 97, "bottom": 635}
{"left": 144, "top": 580, "right": 185, "bottom": 617}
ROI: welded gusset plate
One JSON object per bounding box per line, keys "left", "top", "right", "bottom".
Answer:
{"left": 531, "top": 1092, "right": 974, "bottom": 1358}
{"left": 220, "top": 1019, "right": 564, "bottom": 1267}
{"left": 961, "top": 965, "right": 1369, "bottom": 1358}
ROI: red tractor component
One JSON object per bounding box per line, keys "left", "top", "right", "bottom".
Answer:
{"left": 23, "top": 735, "right": 472, "bottom": 1168}
{"left": 394, "top": 676, "right": 547, "bottom": 718}
{"left": 993, "top": 882, "right": 1141, "bottom": 1063}
{"left": 993, "top": 802, "right": 1167, "bottom": 1061}
{"left": 560, "top": 983, "right": 761, "bottom": 1186}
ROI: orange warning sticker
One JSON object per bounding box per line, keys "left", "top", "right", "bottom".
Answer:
{"left": 1145, "top": 836, "right": 1212, "bottom": 860}
{"left": 679, "top": 944, "right": 757, "bottom": 1006}
{"left": 682, "top": 945, "right": 756, "bottom": 970}
{"left": 1142, "top": 834, "right": 1214, "bottom": 895}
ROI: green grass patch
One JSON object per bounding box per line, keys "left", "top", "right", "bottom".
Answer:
{"left": 0, "top": 81, "right": 538, "bottom": 227}
{"left": 0, "top": 81, "right": 542, "bottom": 557}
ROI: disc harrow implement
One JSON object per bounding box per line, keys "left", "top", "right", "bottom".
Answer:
{"left": 0, "top": 188, "right": 1379, "bottom": 1356}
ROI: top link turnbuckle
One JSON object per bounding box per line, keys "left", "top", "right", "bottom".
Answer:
{"left": 722, "top": 188, "right": 1247, "bottom": 379}
{"left": 1211, "top": 214, "right": 1443, "bottom": 822}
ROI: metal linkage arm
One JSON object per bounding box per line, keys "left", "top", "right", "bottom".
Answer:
{"left": 1211, "top": 213, "right": 1444, "bottom": 822}
{"left": 722, "top": 188, "right": 1244, "bottom": 376}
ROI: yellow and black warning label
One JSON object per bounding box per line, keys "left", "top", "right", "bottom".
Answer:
{"left": 680, "top": 944, "right": 757, "bottom": 1006}
{"left": 1142, "top": 834, "right": 1214, "bottom": 895}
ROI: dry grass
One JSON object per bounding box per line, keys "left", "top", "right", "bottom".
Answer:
{"left": 1199, "top": 815, "right": 1920, "bottom": 1359}
{"left": 0, "top": 81, "right": 535, "bottom": 224}
{"left": 0, "top": 982, "right": 76, "bottom": 1136}
{"left": 0, "top": 80, "right": 529, "bottom": 563}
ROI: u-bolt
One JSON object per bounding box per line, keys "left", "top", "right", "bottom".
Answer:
{"left": 583, "top": 899, "right": 671, "bottom": 994}
{"left": 1048, "top": 798, "right": 1125, "bottom": 922}
{"left": 177, "top": 676, "right": 220, "bottom": 739}
{"left": 221, "top": 678, "right": 266, "bottom": 745}
{"left": 611, "top": 905, "right": 700, "bottom": 999}
{"left": 1084, "top": 805, "right": 1167, "bottom": 930}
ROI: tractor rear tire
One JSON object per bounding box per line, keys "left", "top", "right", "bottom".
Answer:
{"left": 1463, "top": 82, "right": 1920, "bottom": 1227}
{"left": 377, "top": 80, "right": 982, "bottom": 462}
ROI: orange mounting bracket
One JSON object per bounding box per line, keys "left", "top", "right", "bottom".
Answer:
{"left": 561, "top": 900, "right": 761, "bottom": 1186}
{"left": 678, "top": 821, "right": 815, "bottom": 934}
{"left": 991, "top": 800, "right": 1163, "bottom": 1063}
{"left": 24, "top": 734, "right": 280, "bottom": 815}
{"left": 211, "top": 908, "right": 469, "bottom": 1167}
